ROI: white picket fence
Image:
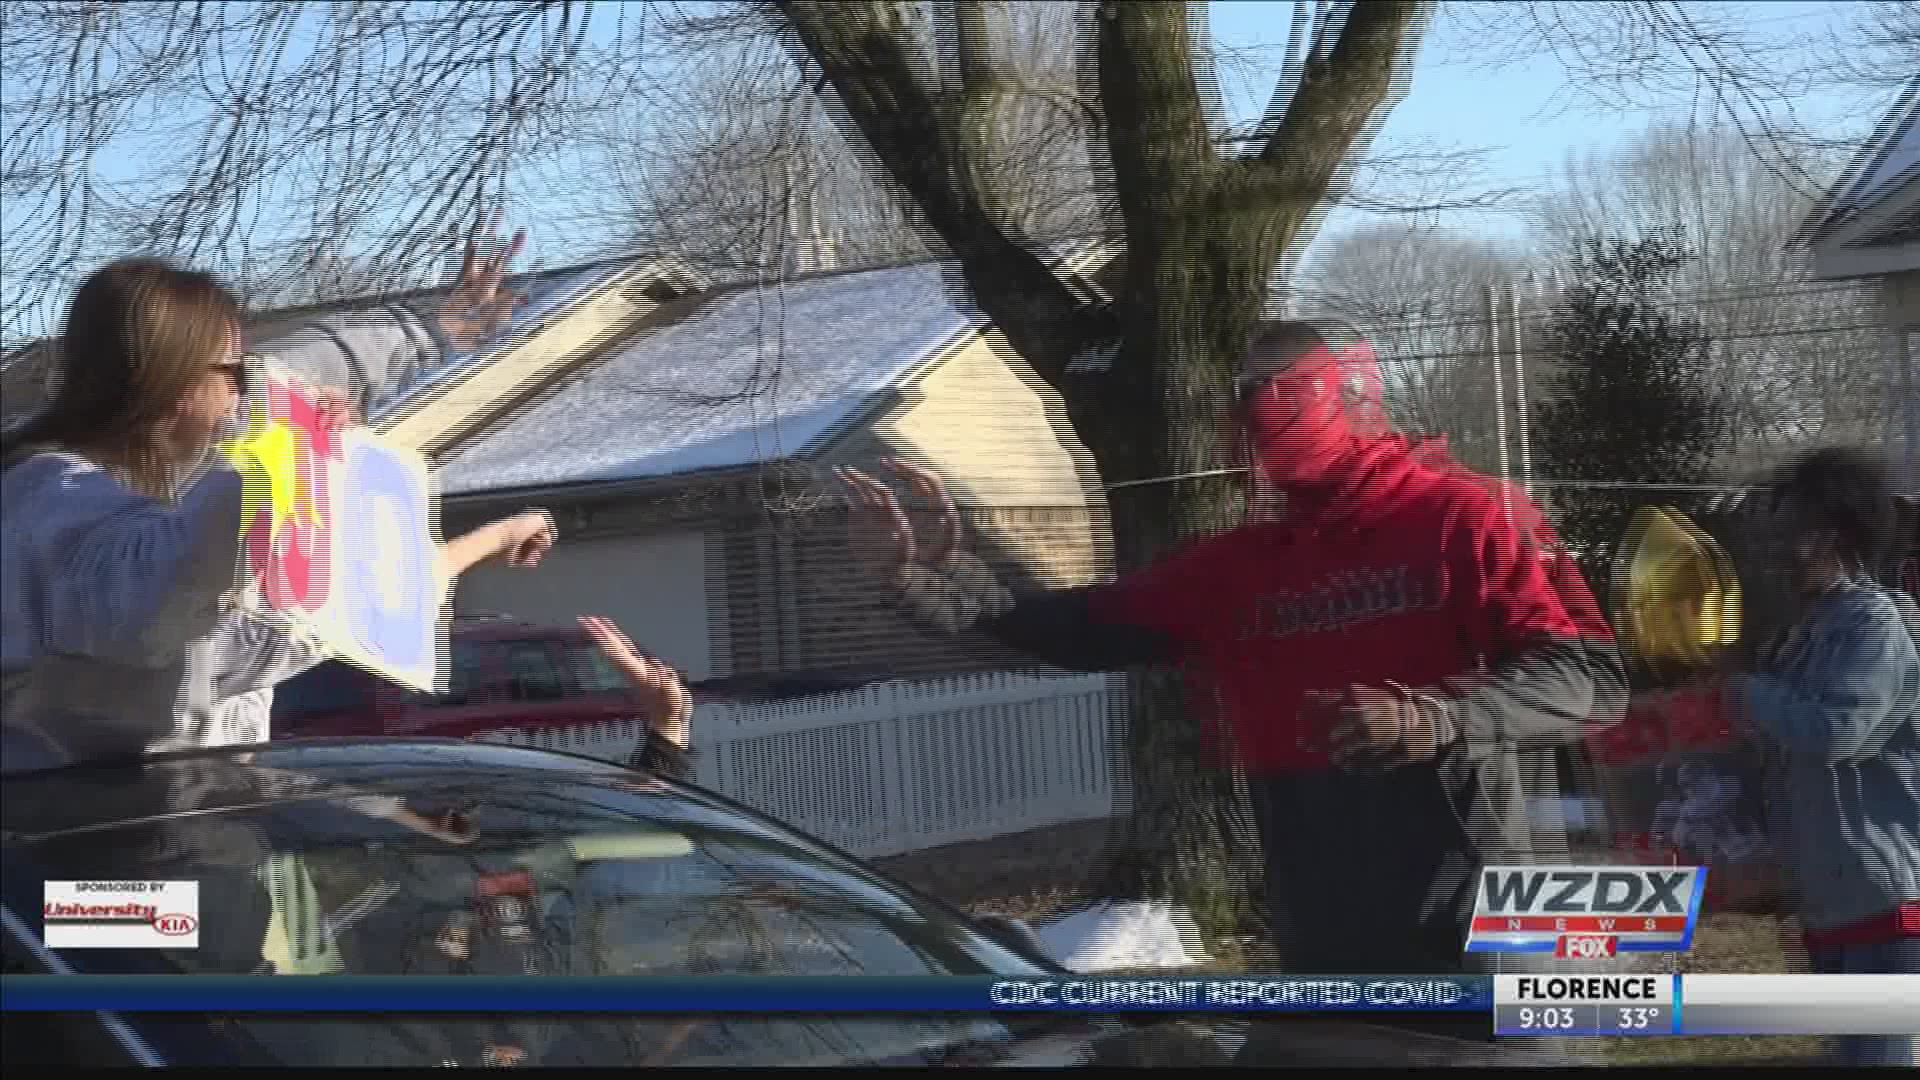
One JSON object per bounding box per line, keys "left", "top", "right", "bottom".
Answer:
{"left": 475, "top": 671, "right": 1122, "bottom": 858}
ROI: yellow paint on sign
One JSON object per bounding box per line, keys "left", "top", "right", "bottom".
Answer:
{"left": 224, "top": 419, "right": 302, "bottom": 541}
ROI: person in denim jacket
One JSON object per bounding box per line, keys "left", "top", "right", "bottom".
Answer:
{"left": 1731, "top": 447, "right": 1919, "bottom": 1067}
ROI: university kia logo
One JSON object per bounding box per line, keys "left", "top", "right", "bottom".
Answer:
{"left": 42, "top": 881, "right": 200, "bottom": 949}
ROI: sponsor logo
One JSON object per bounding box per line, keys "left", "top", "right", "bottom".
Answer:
{"left": 43, "top": 881, "right": 200, "bottom": 949}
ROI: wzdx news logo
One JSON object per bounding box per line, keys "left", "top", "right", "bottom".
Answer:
{"left": 1466, "top": 865, "right": 1705, "bottom": 958}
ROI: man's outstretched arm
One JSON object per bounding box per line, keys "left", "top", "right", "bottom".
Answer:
{"left": 843, "top": 460, "right": 1185, "bottom": 673}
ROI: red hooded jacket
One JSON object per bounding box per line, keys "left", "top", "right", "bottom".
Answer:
{"left": 1085, "top": 328, "right": 1622, "bottom": 773}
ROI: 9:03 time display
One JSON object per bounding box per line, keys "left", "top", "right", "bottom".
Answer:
{"left": 1514, "top": 1006, "right": 1578, "bottom": 1030}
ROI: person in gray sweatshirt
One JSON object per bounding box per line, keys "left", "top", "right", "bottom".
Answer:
{"left": 2, "top": 227, "right": 554, "bottom": 773}
{"left": 1730, "top": 446, "right": 1918, "bottom": 1067}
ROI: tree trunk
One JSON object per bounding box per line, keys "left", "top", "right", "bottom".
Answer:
{"left": 1076, "top": 216, "right": 1283, "bottom": 952}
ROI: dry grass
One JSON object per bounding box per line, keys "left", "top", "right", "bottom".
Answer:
{"left": 875, "top": 817, "right": 1117, "bottom": 922}
{"left": 874, "top": 819, "right": 1832, "bottom": 1067}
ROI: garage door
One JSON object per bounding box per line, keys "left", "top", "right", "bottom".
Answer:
{"left": 452, "top": 529, "right": 721, "bottom": 679}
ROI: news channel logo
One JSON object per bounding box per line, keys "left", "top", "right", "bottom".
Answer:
{"left": 1466, "top": 865, "right": 1707, "bottom": 959}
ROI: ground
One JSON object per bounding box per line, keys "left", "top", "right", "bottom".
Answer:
{"left": 874, "top": 817, "right": 1828, "bottom": 1067}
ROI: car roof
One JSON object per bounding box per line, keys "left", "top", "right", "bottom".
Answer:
{"left": 449, "top": 616, "right": 592, "bottom": 643}
{"left": 0, "top": 739, "right": 655, "bottom": 840}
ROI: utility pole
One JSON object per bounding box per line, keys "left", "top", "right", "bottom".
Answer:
{"left": 1897, "top": 328, "right": 1919, "bottom": 497}
{"left": 1510, "top": 277, "right": 1534, "bottom": 498}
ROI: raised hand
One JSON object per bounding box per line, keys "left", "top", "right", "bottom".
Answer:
{"left": 437, "top": 211, "right": 528, "bottom": 354}
{"left": 883, "top": 456, "right": 963, "bottom": 568}
{"left": 580, "top": 616, "right": 691, "bottom": 748}
{"left": 443, "top": 509, "right": 556, "bottom": 579}
{"left": 311, "top": 385, "right": 361, "bottom": 432}
{"left": 834, "top": 456, "right": 962, "bottom": 591}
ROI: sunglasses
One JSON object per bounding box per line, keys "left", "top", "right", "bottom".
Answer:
{"left": 219, "top": 354, "right": 264, "bottom": 397}
{"left": 1233, "top": 374, "right": 1273, "bottom": 405}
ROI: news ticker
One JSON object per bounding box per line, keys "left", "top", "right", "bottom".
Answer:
{"left": 2, "top": 975, "right": 1916, "bottom": 1035}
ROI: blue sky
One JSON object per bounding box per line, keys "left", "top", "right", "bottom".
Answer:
{"left": 1205, "top": 1, "right": 1875, "bottom": 250}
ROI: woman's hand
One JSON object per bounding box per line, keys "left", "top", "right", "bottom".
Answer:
{"left": 581, "top": 616, "right": 691, "bottom": 748}
{"left": 311, "top": 385, "right": 361, "bottom": 432}
{"left": 444, "top": 510, "right": 556, "bottom": 578}
{"left": 487, "top": 510, "right": 556, "bottom": 568}
{"left": 437, "top": 212, "right": 528, "bottom": 354}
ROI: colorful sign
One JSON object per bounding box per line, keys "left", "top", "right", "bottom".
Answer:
{"left": 223, "top": 363, "right": 447, "bottom": 692}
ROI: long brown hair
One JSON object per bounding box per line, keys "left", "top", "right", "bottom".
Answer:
{"left": 1, "top": 258, "right": 243, "bottom": 494}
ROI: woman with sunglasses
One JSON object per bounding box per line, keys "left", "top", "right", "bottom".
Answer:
{"left": 1, "top": 224, "right": 554, "bottom": 773}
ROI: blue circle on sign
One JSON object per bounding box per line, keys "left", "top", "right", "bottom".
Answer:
{"left": 341, "top": 441, "right": 437, "bottom": 672}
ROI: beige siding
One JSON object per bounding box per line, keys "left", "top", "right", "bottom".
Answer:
{"left": 442, "top": 330, "right": 1111, "bottom": 682}
{"left": 710, "top": 336, "right": 1112, "bottom": 678}
{"left": 825, "top": 333, "right": 1109, "bottom": 593}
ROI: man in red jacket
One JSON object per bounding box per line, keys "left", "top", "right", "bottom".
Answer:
{"left": 840, "top": 319, "right": 1628, "bottom": 1036}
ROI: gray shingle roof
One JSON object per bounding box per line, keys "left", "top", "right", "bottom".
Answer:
{"left": 1802, "top": 76, "right": 1920, "bottom": 244}
{"left": 437, "top": 260, "right": 984, "bottom": 496}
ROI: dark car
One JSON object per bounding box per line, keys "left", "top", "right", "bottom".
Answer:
{"left": 1, "top": 740, "right": 1255, "bottom": 1067}
{"left": 1, "top": 742, "right": 1575, "bottom": 1068}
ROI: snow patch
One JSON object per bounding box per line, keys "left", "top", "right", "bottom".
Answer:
{"left": 1030, "top": 900, "right": 1215, "bottom": 973}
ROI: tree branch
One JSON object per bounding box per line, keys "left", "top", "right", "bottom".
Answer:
{"left": 773, "top": 0, "right": 1111, "bottom": 386}
{"left": 1093, "top": 0, "right": 1222, "bottom": 237}
{"left": 1245, "top": 1, "right": 1428, "bottom": 232}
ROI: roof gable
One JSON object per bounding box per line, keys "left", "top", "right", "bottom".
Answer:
{"left": 1800, "top": 77, "right": 1920, "bottom": 251}
{"left": 437, "top": 260, "right": 986, "bottom": 496}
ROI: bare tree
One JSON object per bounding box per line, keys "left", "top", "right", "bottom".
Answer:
{"left": 1815, "top": 1, "right": 1920, "bottom": 95}
{"left": 564, "top": 1, "right": 1108, "bottom": 282}
{"left": 0, "top": 0, "right": 660, "bottom": 344}
{"left": 1529, "top": 121, "right": 1888, "bottom": 474}
{"left": 1301, "top": 221, "right": 1529, "bottom": 469}
{"left": 1448, "top": 0, "right": 1871, "bottom": 199}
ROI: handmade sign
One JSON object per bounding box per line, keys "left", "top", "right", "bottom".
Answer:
{"left": 222, "top": 362, "right": 447, "bottom": 692}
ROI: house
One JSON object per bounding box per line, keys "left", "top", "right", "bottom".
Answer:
{"left": 410, "top": 244, "right": 1127, "bottom": 857}
{"left": 1796, "top": 75, "right": 1919, "bottom": 496}
{"left": 433, "top": 252, "right": 1115, "bottom": 687}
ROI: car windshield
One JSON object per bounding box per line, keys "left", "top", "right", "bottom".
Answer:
{"left": 1, "top": 743, "right": 1067, "bottom": 1067}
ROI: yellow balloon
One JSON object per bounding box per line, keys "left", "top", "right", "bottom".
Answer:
{"left": 1614, "top": 506, "right": 1742, "bottom": 670}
